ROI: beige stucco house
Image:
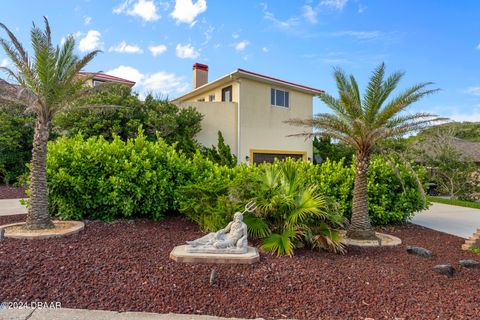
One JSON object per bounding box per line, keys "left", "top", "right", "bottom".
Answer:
{"left": 173, "top": 63, "right": 323, "bottom": 164}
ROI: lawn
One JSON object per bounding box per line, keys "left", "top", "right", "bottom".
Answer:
{"left": 1, "top": 214, "right": 479, "bottom": 319}
{"left": 428, "top": 196, "right": 480, "bottom": 210}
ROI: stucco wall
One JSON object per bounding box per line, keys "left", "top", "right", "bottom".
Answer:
{"left": 238, "top": 78, "right": 313, "bottom": 162}
{"left": 183, "top": 80, "right": 239, "bottom": 103}
{"left": 175, "top": 101, "right": 238, "bottom": 152}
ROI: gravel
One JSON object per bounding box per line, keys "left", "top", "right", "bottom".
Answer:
{"left": 0, "top": 185, "right": 26, "bottom": 199}
{"left": 1, "top": 215, "right": 479, "bottom": 319}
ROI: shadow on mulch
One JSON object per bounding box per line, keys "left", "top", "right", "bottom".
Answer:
{"left": 0, "top": 185, "right": 26, "bottom": 199}
{"left": 0, "top": 214, "right": 479, "bottom": 320}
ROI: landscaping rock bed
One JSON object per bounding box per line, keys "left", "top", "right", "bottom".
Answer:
{"left": 0, "top": 185, "right": 26, "bottom": 199}
{"left": 0, "top": 215, "right": 479, "bottom": 319}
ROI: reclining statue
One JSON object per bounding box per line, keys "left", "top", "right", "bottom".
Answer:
{"left": 186, "top": 211, "right": 249, "bottom": 254}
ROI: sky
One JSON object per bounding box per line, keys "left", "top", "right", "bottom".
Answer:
{"left": 0, "top": 0, "right": 480, "bottom": 120}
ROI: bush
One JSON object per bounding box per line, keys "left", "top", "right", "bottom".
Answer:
{"left": 53, "top": 84, "right": 203, "bottom": 155}
{"left": 46, "top": 132, "right": 427, "bottom": 232}
{"left": 310, "top": 155, "right": 427, "bottom": 225}
{"left": 0, "top": 105, "right": 34, "bottom": 184}
{"left": 47, "top": 131, "right": 190, "bottom": 220}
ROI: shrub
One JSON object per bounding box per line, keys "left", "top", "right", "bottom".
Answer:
{"left": 0, "top": 105, "right": 34, "bottom": 184}
{"left": 201, "top": 131, "right": 237, "bottom": 167}
{"left": 53, "top": 84, "right": 203, "bottom": 155}
{"left": 47, "top": 131, "right": 189, "bottom": 220}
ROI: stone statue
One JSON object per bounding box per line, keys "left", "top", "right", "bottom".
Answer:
{"left": 185, "top": 202, "right": 256, "bottom": 254}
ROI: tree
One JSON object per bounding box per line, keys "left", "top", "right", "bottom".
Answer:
{"left": 288, "top": 63, "right": 442, "bottom": 240}
{"left": 53, "top": 84, "right": 203, "bottom": 155}
{"left": 414, "top": 130, "right": 478, "bottom": 200}
{"left": 0, "top": 17, "right": 100, "bottom": 229}
{"left": 201, "top": 131, "right": 237, "bottom": 167}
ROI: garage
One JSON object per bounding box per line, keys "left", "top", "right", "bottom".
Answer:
{"left": 250, "top": 150, "right": 307, "bottom": 165}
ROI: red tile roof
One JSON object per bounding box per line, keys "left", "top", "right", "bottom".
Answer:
{"left": 78, "top": 72, "right": 136, "bottom": 85}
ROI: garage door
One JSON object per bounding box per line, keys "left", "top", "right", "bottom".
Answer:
{"left": 251, "top": 151, "right": 305, "bottom": 165}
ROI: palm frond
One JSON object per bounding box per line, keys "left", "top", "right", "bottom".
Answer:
{"left": 261, "top": 228, "right": 297, "bottom": 256}
{"left": 243, "top": 213, "right": 271, "bottom": 238}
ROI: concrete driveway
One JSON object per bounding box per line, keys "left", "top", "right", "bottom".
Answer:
{"left": 412, "top": 202, "right": 480, "bottom": 239}
{"left": 0, "top": 198, "right": 27, "bottom": 216}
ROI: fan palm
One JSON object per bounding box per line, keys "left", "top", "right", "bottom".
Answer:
{"left": 288, "top": 63, "right": 443, "bottom": 240}
{"left": 0, "top": 17, "right": 100, "bottom": 229}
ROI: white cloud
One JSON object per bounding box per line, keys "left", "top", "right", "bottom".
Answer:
{"left": 232, "top": 32, "right": 239, "bottom": 39}
{"left": 106, "top": 65, "right": 189, "bottom": 96}
{"left": 261, "top": 3, "right": 299, "bottom": 31}
{"left": 175, "top": 43, "right": 199, "bottom": 59}
{"left": 114, "top": 0, "right": 160, "bottom": 22}
{"left": 149, "top": 44, "right": 167, "bottom": 56}
{"left": 358, "top": 4, "right": 367, "bottom": 13}
{"left": 329, "top": 30, "right": 380, "bottom": 40}
{"left": 320, "top": 0, "right": 348, "bottom": 10}
{"left": 109, "top": 41, "right": 143, "bottom": 54}
{"left": 84, "top": 16, "right": 92, "bottom": 25}
{"left": 0, "top": 58, "right": 9, "bottom": 67}
{"left": 79, "top": 30, "right": 103, "bottom": 52}
{"left": 106, "top": 65, "right": 144, "bottom": 83}
{"left": 142, "top": 71, "right": 189, "bottom": 94}
{"left": 477, "top": 43, "right": 480, "bottom": 50}
{"left": 262, "top": 46, "right": 269, "bottom": 53}
{"left": 234, "top": 40, "right": 250, "bottom": 51}
{"left": 170, "top": 0, "right": 207, "bottom": 25}
{"left": 302, "top": 5, "right": 318, "bottom": 24}
{"left": 448, "top": 112, "right": 480, "bottom": 122}
{"left": 464, "top": 87, "right": 480, "bottom": 96}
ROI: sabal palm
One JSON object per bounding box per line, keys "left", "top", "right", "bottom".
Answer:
{"left": 288, "top": 63, "right": 442, "bottom": 240}
{"left": 0, "top": 17, "right": 100, "bottom": 229}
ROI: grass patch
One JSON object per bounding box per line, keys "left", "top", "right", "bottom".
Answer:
{"left": 470, "top": 247, "right": 480, "bottom": 256}
{"left": 427, "top": 196, "right": 480, "bottom": 209}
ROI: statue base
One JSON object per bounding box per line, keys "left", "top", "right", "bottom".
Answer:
{"left": 185, "top": 245, "right": 248, "bottom": 254}
{"left": 170, "top": 245, "right": 259, "bottom": 264}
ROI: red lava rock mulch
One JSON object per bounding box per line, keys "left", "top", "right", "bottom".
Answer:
{"left": 0, "top": 214, "right": 479, "bottom": 319}
{"left": 0, "top": 185, "right": 26, "bottom": 199}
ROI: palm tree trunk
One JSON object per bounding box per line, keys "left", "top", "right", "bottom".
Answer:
{"left": 346, "top": 153, "right": 377, "bottom": 240}
{"left": 25, "top": 118, "right": 53, "bottom": 229}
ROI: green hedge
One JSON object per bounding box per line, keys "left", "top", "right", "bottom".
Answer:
{"left": 46, "top": 134, "right": 428, "bottom": 225}
{"left": 47, "top": 132, "right": 190, "bottom": 220}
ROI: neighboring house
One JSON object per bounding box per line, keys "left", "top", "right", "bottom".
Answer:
{"left": 78, "top": 72, "right": 136, "bottom": 88}
{"left": 414, "top": 136, "right": 480, "bottom": 165}
{"left": 173, "top": 63, "right": 323, "bottom": 164}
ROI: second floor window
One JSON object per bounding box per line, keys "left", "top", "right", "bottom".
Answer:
{"left": 209, "top": 94, "right": 215, "bottom": 102}
{"left": 271, "top": 88, "right": 289, "bottom": 108}
{"left": 222, "top": 86, "right": 232, "bottom": 102}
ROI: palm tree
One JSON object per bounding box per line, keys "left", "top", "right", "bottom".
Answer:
{"left": 0, "top": 17, "right": 100, "bottom": 229}
{"left": 288, "top": 63, "right": 442, "bottom": 240}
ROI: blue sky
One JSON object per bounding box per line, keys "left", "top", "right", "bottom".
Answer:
{"left": 1, "top": 0, "right": 480, "bottom": 120}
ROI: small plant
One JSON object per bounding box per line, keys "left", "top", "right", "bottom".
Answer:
{"left": 253, "top": 160, "right": 346, "bottom": 256}
{"left": 470, "top": 247, "right": 480, "bottom": 255}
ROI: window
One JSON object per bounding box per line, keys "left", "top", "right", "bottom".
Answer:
{"left": 93, "top": 80, "right": 105, "bottom": 87}
{"left": 270, "top": 88, "right": 289, "bottom": 108}
{"left": 197, "top": 98, "right": 205, "bottom": 102}
{"left": 252, "top": 152, "right": 303, "bottom": 164}
{"left": 221, "top": 86, "right": 232, "bottom": 102}
{"left": 209, "top": 94, "right": 215, "bottom": 102}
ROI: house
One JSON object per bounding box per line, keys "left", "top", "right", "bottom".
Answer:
{"left": 78, "top": 72, "right": 136, "bottom": 88}
{"left": 173, "top": 63, "right": 323, "bottom": 164}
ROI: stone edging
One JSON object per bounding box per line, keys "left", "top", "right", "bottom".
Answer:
{"left": 341, "top": 232, "right": 402, "bottom": 247}
{"left": 1, "top": 220, "right": 84, "bottom": 240}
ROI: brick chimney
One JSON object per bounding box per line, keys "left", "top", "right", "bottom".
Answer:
{"left": 192, "top": 63, "right": 208, "bottom": 89}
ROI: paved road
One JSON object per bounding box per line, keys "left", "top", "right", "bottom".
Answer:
{"left": 0, "top": 198, "right": 27, "bottom": 216}
{"left": 0, "top": 308, "right": 273, "bottom": 320}
{"left": 412, "top": 202, "right": 480, "bottom": 239}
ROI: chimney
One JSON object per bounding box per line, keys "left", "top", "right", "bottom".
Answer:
{"left": 192, "top": 63, "right": 208, "bottom": 89}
